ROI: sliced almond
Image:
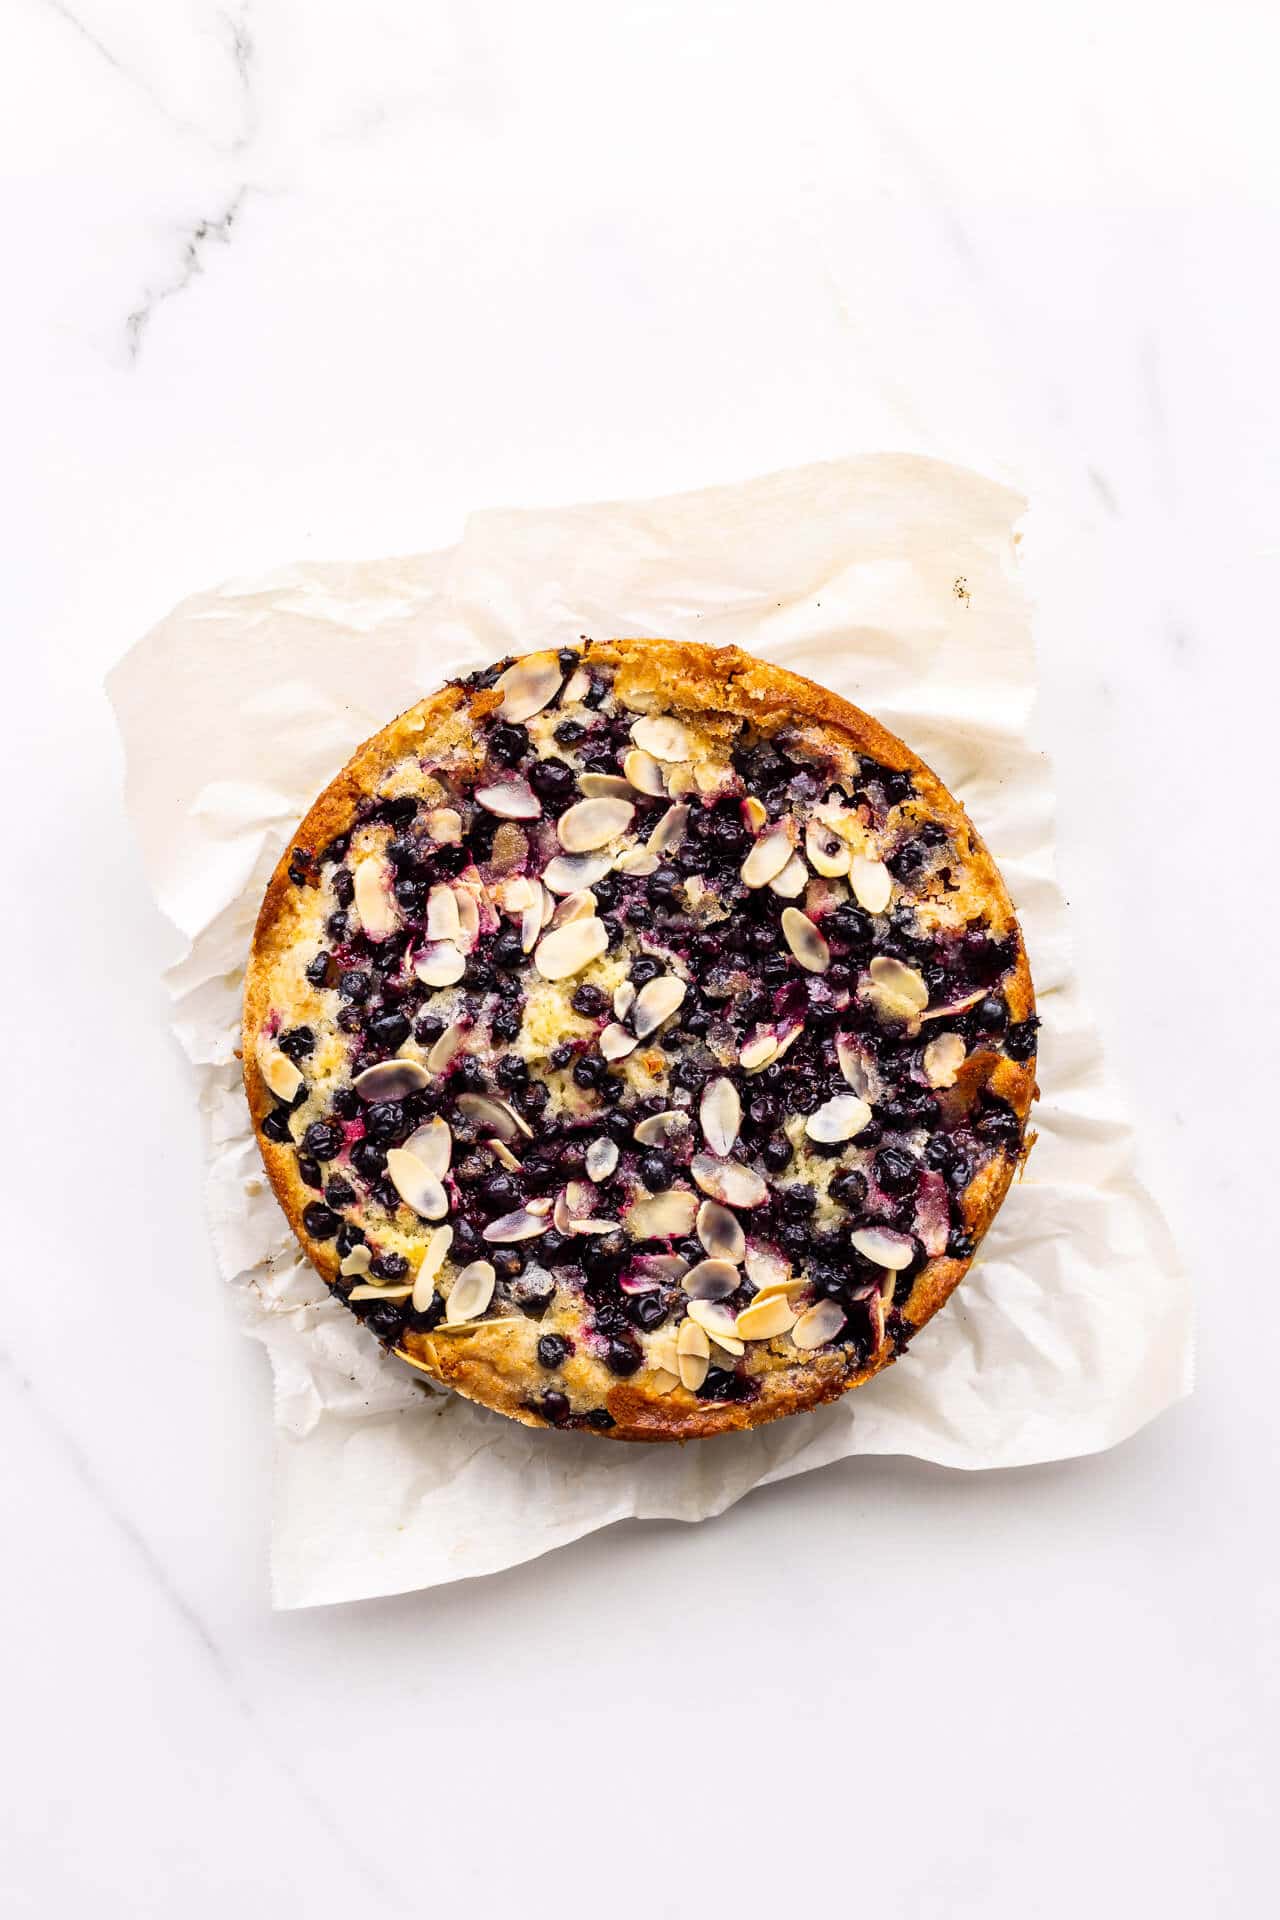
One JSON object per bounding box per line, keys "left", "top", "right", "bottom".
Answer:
{"left": 482, "top": 1209, "right": 550, "bottom": 1244}
{"left": 647, "top": 802, "right": 689, "bottom": 853}
{"left": 348, "top": 1282, "right": 414, "bottom": 1302}
{"left": 558, "top": 796, "right": 635, "bottom": 853}
{"left": 549, "top": 888, "right": 598, "bottom": 929}
{"left": 805, "top": 1093, "right": 873, "bottom": 1143}
{"left": 649, "top": 1328, "right": 680, "bottom": 1375}
{"left": 600, "top": 1023, "right": 639, "bottom": 1060}
{"left": 850, "top": 854, "right": 892, "bottom": 914}
{"left": 412, "top": 1224, "right": 453, "bottom": 1311}
{"left": 562, "top": 665, "right": 592, "bottom": 704}
{"left": 682, "top": 1257, "right": 740, "bottom": 1301}
{"left": 521, "top": 900, "right": 544, "bottom": 951}
{"left": 354, "top": 857, "right": 399, "bottom": 937}
{"left": 741, "top": 822, "right": 794, "bottom": 888}
{"left": 632, "top": 974, "right": 687, "bottom": 1038}
{"left": 806, "top": 818, "right": 851, "bottom": 877}
{"left": 739, "top": 1030, "right": 779, "bottom": 1072}
{"left": 742, "top": 796, "right": 767, "bottom": 831}
{"left": 543, "top": 852, "right": 612, "bottom": 895}
{"left": 339, "top": 1244, "right": 373, "bottom": 1278}
{"left": 631, "top": 714, "right": 689, "bottom": 761}
{"left": 693, "top": 762, "right": 733, "bottom": 796}
{"left": 623, "top": 748, "right": 668, "bottom": 797}
{"left": 691, "top": 1154, "right": 768, "bottom": 1208}
{"left": 534, "top": 916, "right": 609, "bottom": 981}
{"left": 475, "top": 779, "right": 541, "bottom": 820}
{"left": 256, "top": 1040, "right": 302, "bottom": 1104}
{"left": 633, "top": 1111, "right": 691, "bottom": 1147}
{"left": 427, "top": 1020, "right": 468, "bottom": 1073}
{"left": 792, "top": 1299, "right": 847, "bottom": 1350}
{"left": 578, "top": 773, "right": 636, "bottom": 801}
{"left": 735, "top": 1294, "right": 798, "bottom": 1341}
{"left": 415, "top": 942, "right": 466, "bottom": 988}
{"left": 425, "top": 884, "right": 461, "bottom": 943}
{"left": 498, "top": 874, "right": 538, "bottom": 914}
{"left": 676, "top": 1318, "right": 711, "bottom": 1391}
{"left": 384, "top": 1147, "right": 449, "bottom": 1220}
{"left": 425, "top": 807, "right": 463, "bottom": 844}
{"left": 650, "top": 1366, "right": 681, "bottom": 1395}
{"left": 615, "top": 847, "right": 659, "bottom": 876}
{"left": 850, "top": 1225, "right": 916, "bottom": 1270}
{"left": 445, "top": 1258, "right": 497, "bottom": 1323}
{"left": 586, "top": 1137, "right": 620, "bottom": 1182}
{"left": 613, "top": 981, "right": 636, "bottom": 1020}
{"left": 353, "top": 1058, "right": 431, "bottom": 1102}
{"left": 696, "top": 1200, "right": 747, "bottom": 1262}
{"left": 686, "top": 1299, "right": 745, "bottom": 1355}
{"left": 781, "top": 907, "right": 830, "bottom": 973}
{"left": 486, "top": 1137, "right": 522, "bottom": 1172}
{"left": 626, "top": 1189, "right": 698, "bottom": 1240}
{"left": 919, "top": 987, "right": 988, "bottom": 1022}
{"left": 868, "top": 954, "right": 928, "bottom": 1010}
{"left": 836, "top": 1032, "right": 874, "bottom": 1098}
{"left": 402, "top": 1115, "right": 452, "bottom": 1177}
{"left": 665, "top": 765, "right": 698, "bottom": 797}
{"left": 455, "top": 1092, "right": 528, "bottom": 1141}
{"left": 624, "top": 1254, "right": 689, "bottom": 1292}
{"left": 744, "top": 1244, "right": 791, "bottom": 1293}
{"left": 568, "top": 1217, "right": 618, "bottom": 1235}
{"left": 923, "top": 1031, "right": 967, "bottom": 1088}
{"left": 452, "top": 885, "right": 481, "bottom": 952}
{"left": 770, "top": 852, "right": 810, "bottom": 898}
{"left": 699, "top": 1076, "right": 741, "bottom": 1157}
{"left": 494, "top": 653, "right": 563, "bottom": 723}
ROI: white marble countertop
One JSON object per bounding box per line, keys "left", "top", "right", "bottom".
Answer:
{"left": 4, "top": 3, "right": 1276, "bottom": 1914}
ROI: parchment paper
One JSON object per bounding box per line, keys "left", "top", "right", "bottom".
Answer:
{"left": 107, "top": 456, "right": 1192, "bottom": 1609}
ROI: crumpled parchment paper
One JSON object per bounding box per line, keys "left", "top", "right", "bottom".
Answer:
{"left": 108, "top": 456, "right": 1192, "bottom": 1609}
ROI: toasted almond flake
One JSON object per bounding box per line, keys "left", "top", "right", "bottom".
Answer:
{"left": 633, "top": 713, "right": 690, "bottom": 761}
{"left": 781, "top": 907, "right": 830, "bottom": 973}
{"left": 563, "top": 665, "right": 592, "bottom": 703}
{"left": 919, "top": 987, "right": 989, "bottom": 1021}
{"left": 412, "top": 1224, "right": 453, "bottom": 1310}
{"left": 403, "top": 1115, "right": 452, "bottom": 1178}
{"left": 558, "top": 796, "right": 636, "bottom": 853}
{"left": 735, "top": 1294, "right": 799, "bottom": 1341}
{"left": 686, "top": 1299, "right": 745, "bottom": 1355}
{"left": 665, "top": 765, "right": 698, "bottom": 797}
{"left": 624, "top": 1254, "right": 689, "bottom": 1293}
{"left": 495, "top": 653, "right": 563, "bottom": 723}
{"left": 850, "top": 1226, "right": 916, "bottom": 1270}
{"left": 256, "top": 1041, "right": 302, "bottom": 1103}
{"left": 385, "top": 1147, "right": 449, "bottom": 1220}
{"left": 548, "top": 888, "right": 598, "bottom": 930}
{"left": 353, "top": 1058, "right": 432, "bottom": 1103}
{"left": 650, "top": 1366, "right": 681, "bottom": 1395}
{"left": 578, "top": 772, "right": 636, "bottom": 801}
{"left": 741, "top": 822, "right": 794, "bottom": 888}
{"left": 415, "top": 941, "right": 466, "bottom": 988}
{"left": 348, "top": 1282, "right": 415, "bottom": 1302}
{"left": 586, "top": 1138, "right": 620, "bottom": 1182}
{"left": 354, "top": 856, "right": 399, "bottom": 937}
{"left": 339, "top": 1244, "right": 373, "bottom": 1278}
{"left": 696, "top": 1200, "right": 747, "bottom": 1263}
{"left": 805, "top": 818, "right": 851, "bottom": 877}
{"left": 426, "top": 1020, "right": 467, "bottom": 1073}
{"left": 518, "top": 900, "right": 541, "bottom": 951}
{"left": 649, "top": 1328, "right": 680, "bottom": 1375}
{"left": 456, "top": 1092, "right": 527, "bottom": 1140}
{"left": 769, "top": 852, "right": 810, "bottom": 898}
{"left": 600, "top": 1023, "right": 639, "bottom": 1060}
{"left": 742, "top": 796, "right": 767, "bottom": 831}
{"left": 541, "top": 885, "right": 556, "bottom": 927}
{"left": 683, "top": 1256, "right": 740, "bottom": 1301}
{"left": 632, "top": 974, "right": 687, "bottom": 1038}
{"left": 805, "top": 1092, "right": 873, "bottom": 1144}
{"left": 426, "top": 884, "right": 461, "bottom": 943}
{"left": 792, "top": 1299, "right": 847, "bottom": 1350}
{"left": 626, "top": 1189, "right": 698, "bottom": 1240}
{"left": 623, "top": 747, "right": 668, "bottom": 796}
{"left": 543, "top": 852, "right": 612, "bottom": 895}
{"left": 868, "top": 1290, "right": 886, "bottom": 1347}
{"left": 923, "top": 1031, "right": 967, "bottom": 1089}
{"left": 850, "top": 854, "right": 892, "bottom": 914}
{"left": 425, "top": 807, "right": 463, "bottom": 844}
{"left": 864, "top": 985, "right": 923, "bottom": 1028}
{"left": 835, "top": 1032, "right": 873, "bottom": 1097}
{"left": 453, "top": 885, "right": 481, "bottom": 951}
{"left": 486, "top": 1136, "right": 522, "bottom": 1172}
{"left": 633, "top": 1111, "right": 691, "bottom": 1147}
{"left": 498, "top": 874, "right": 538, "bottom": 914}
{"left": 676, "top": 1318, "right": 711, "bottom": 1391}
{"left": 477, "top": 780, "right": 540, "bottom": 821}
{"left": 446, "top": 1258, "right": 497, "bottom": 1323}
{"left": 691, "top": 1154, "right": 768, "bottom": 1208}
{"left": 482, "top": 1209, "right": 550, "bottom": 1244}
{"left": 569, "top": 1216, "right": 618, "bottom": 1235}
{"left": 646, "top": 802, "right": 689, "bottom": 854}
{"left": 431, "top": 1316, "right": 524, "bottom": 1337}
{"left": 745, "top": 1244, "right": 791, "bottom": 1292}
{"left": 615, "top": 847, "right": 659, "bottom": 876}
{"left": 739, "top": 1029, "right": 779, "bottom": 1072}
{"left": 699, "top": 1076, "right": 741, "bottom": 1158}
{"left": 773, "top": 1021, "right": 804, "bottom": 1062}
{"left": 693, "top": 761, "right": 733, "bottom": 796}
{"left": 868, "top": 954, "right": 929, "bottom": 1010}
{"left": 613, "top": 981, "right": 636, "bottom": 1020}
{"left": 534, "top": 916, "right": 609, "bottom": 981}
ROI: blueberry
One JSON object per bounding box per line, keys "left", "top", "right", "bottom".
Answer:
{"left": 335, "top": 1222, "right": 366, "bottom": 1257}
{"left": 572, "top": 984, "right": 606, "bottom": 1018}
{"left": 296, "top": 1155, "right": 323, "bottom": 1189}
{"left": 697, "top": 1367, "right": 751, "bottom": 1402}
{"left": 829, "top": 1169, "right": 868, "bottom": 1211}
{"left": 492, "top": 1248, "right": 524, "bottom": 1282}
{"left": 629, "top": 955, "right": 661, "bottom": 987}
{"left": 302, "top": 1120, "right": 343, "bottom": 1161}
{"left": 639, "top": 1150, "right": 674, "bottom": 1189}
{"left": 947, "top": 1229, "right": 976, "bottom": 1259}
{"left": 480, "top": 1172, "right": 521, "bottom": 1213}
{"left": 762, "top": 1134, "right": 792, "bottom": 1172}
{"left": 529, "top": 758, "right": 576, "bottom": 806}
{"left": 351, "top": 1140, "right": 387, "bottom": 1180}
{"left": 364, "top": 1101, "right": 409, "bottom": 1146}
{"left": 604, "top": 1335, "right": 642, "bottom": 1377}
{"left": 581, "top": 1233, "right": 626, "bottom": 1280}
{"left": 573, "top": 1056, "right": 606, "bottom": 1089}
{"left": 384, "top": 796, "right": 419, "bottom": 830}
{"left": 455, "top": 1055, "right": 486, "bottom": 1090}
{"left": 305, "top": 953, "right": 332, "bottom": 989}
{"left": 370, "top": 1251, "right": 409, "bottom": 1281}
{"left": 332, "top": 868, "right": 355, "bottom": 907}
{"left": 585, "top": 1408, "right": 616, "bottom": 1430}
{"left": 339, "top": 969, "right": 371, "bottom": 1003}
{"left": 326, "top": 910, "right": 349, "bottom": 940}
{"left": 261, "top": 1109, "right": 294, "bottom": 1144}
{"left": 302, "top": 1203, "right": 341, "bottom": 1239}
{"left": 972, "top": 994, "right": 1009, "bottom": 1035}
{"left": 489, "top": 722, "right": 529, "bottom": 764}
{"left": 406, "top": 1294, "right": 446, "bottom": 1332}
{"left": 518, "top": 1081, "right": 549, "bottom": 1116}
{"left": 319, "top": 835, "right": 350, "bottom": 866}
{"left": 1005, "top": 1017, "right": 1039, "bottom": 1061}
{"left": 540, "top": 1390, "right": 571, "bottom": 1424}
{"left": 748, "top": 1092, "right": 782, "bottom": 1132}
{"left": 554, "top": 719, "right": 587, "bottom": 746}
{"left": 538, "top": 1334, "right": 570, "bottom": 1369}
{"left": 975, "top": 1101, "right": 1022, "bottom": 1153}
{"left": 491, "top": 931, "right": 524, "bottom": 971}
{"left": 495, "top": 1053, "right": 528, "bottom": 1088}
{"left": 673, "top": 1058, "right": 706, "bottom": 1093}
{"left": 278, "top": 1025, "right": 315, "bottom": 1063}
{"left": 324, "top": 1177, "right": 355, "bottom": 1208}
{"left": 394, "top": 878, "right": 425, "bottom": 914}
{"left": 492, "top": 1005, "right": 523, "bottom": 1042}
{"left": 604, "top": 1109, "right": 634, "bottom": 1143}
{"left": 364, "top": 1302, "right": 406, "bottom": 1341}
{"left": 387, "top": 835, "right": 419, "bottom": 872}
{"left": 876, "top": 1147, "right": 918, "bottom": 1196}
{"left": 781, "top": 1183, "right": 817, "bottom": 1218}
{"left": 624, "top": 1291, "right": 667, "bottom": 1331}
{"left": 367, "top": 1010, "right": 411, "bottom": 1050}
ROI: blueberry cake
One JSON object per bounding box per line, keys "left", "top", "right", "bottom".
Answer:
{"left": 244, "top": 639, "right": 1037, "bottom": 1440}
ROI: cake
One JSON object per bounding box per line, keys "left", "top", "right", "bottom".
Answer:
{"left": 243, "top": 639, "right": 1037, "bottom": 1439}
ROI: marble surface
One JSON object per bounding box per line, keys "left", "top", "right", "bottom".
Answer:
{"left": 3, "top": 3, "right": 1276, "bottom": 1915}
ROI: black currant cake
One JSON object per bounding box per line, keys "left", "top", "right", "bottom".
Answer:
{"left": 244, "top": 639, "right": 1037, "bottom": 1440}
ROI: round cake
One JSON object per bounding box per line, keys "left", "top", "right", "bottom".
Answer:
{"left": 243, "top": 639, "right": 1037, "bottom": 1440}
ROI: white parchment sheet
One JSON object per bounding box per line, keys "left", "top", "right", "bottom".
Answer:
{"left": 108, "top": 456, "right": 1192, "bottom": 1608}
